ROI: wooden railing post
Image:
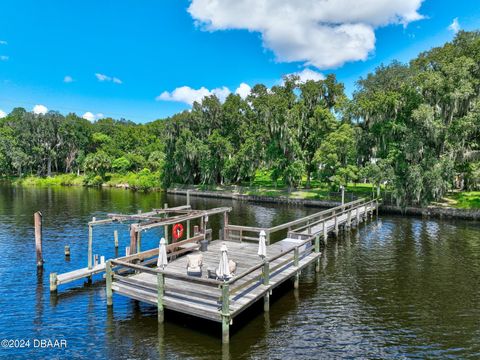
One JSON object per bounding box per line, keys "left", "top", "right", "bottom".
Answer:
{"left": 262, "top": 261, "right": 270, "bottom": 311}
{"left": 376, "top": 199, "right": 379, "bottom": 217}
{"left": 137, "top": 230, "right": 142, "bottom": 253}
{"left": 356, "top": 207, "right": 360, "bottom": 224}
{"left": 106, "top": 261, "right": 113, "bottom": 306}
{"left": 266, "top": 231, "right": 270, "bottom": 246}
{"left": 334, "top": 211, "right": 339, "bottom": 235}
{"left": 157, "top": 272, "right": 165, "bottom": 323}
{"left": 221, "top": 283, "right": 230, "bottom": 344}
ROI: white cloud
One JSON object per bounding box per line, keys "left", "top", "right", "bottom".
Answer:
{"left": 95, "top": 73, "right": 111, "bottom": 82}
{"left": 188, "top": 0, "right": 424, "bottom": 69}
{"left": 0, "top": 55, "right": 9, "bottom": 61}
{"left": 157, "top": 85, "right": 232, "bottom": 105}
{"left": 0, "top": 109, "right": 6, "bottom": 118}
{"left": 0, "top": 41, "right": 7, "bottom": 45}
{"left": 33, "top": 104, "right": 48, "bottom": 115}
{"left": 448, "top": 18, "right": 460, "bottom": 34}
{"left": 235, "top": 83, "right": 251, "bottom": 98}
{"left": 82, "top": 112, "right": 104, "bottom": 122}
{"left": 95, "top": 73, "right": 122, "bottom": 84}
{"left": 290, "top": 68, "right": 325, "bottom": 82}
{"left": 64, "top": 75, "right": 74, "bottom": 83}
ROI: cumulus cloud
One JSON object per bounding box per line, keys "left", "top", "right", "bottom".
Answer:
{"left": 33, "top": 104, "right": 48, "bottom": 115}
{"left": 289, "top": 68, "right": 325, "bottom": 82}
{"left": 82, "top": 112, "right": 104, "bottom": 122}
{"left": 235, "top": 83, "right": 251, "bottom": 98}
{"left": 157, "top": 85, "right": 232, "bottom": 105}
{"left": 64, "top": 75, "right": 74, "bottom": 83}
{"left": 0, "top": 109, "right": 6, "bottom": 118}
{"left": 448, "top": 18, "right": 460, "bottom": 34}
{"left": 0, "top": 40, "right": 7, "bottom": 45}
{"left": 188, "top": 0, "right": 424, "bottom": 68}
{"left": 95, "top": 73, "right": 122, "bottom": 84}
{"left": 0, "top": 55, "right": 8, "bottom": 61}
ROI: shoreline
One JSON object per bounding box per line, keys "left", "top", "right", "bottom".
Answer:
{"left": 167, "top": 188, "right": 480, "bottom": 221}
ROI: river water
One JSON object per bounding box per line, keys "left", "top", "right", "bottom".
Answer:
{"left": 0, "top": 185, "right": 479, "bottom": 359}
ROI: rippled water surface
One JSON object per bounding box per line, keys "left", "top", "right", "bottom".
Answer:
{"left": 0, "top": 185, "right": 479, "bottom": 359}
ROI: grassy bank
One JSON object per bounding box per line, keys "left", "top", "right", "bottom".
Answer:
{"left": 12, "top": 169, "right": 162, "bottom": 191}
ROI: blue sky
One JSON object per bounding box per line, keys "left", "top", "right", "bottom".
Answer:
{"left": 0, "top": 0, "right": 479, "bottom": 123}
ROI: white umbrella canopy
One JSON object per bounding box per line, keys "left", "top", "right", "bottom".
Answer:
{"left": 217, "top": 242, "right": 231, "bottom": 280}
{"left": 258, "top": 230, "right": 267, "bottom": 259}
{"left": 157, "top": 237, "right": 168, "bottom": 269}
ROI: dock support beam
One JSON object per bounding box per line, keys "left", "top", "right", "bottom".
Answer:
{"left": 334, "top": 212, "right": 339, "bottom": 236}
{"left": 49, "top": 272, "right": 57, "bottom": 292}
{"left": 106, "top": 261, "right": 113, "bottom": 306}
{"left": 34, "top": 211, "right": 43, "bottom": 268}
{"left": 221, "top": 283, "right": 230, "bottom": 344}
{"left": 263, "top": 261, "right": 270, "bottom": 312}
{"left": 157, "top": 273, "right": 164, "bottom": 323}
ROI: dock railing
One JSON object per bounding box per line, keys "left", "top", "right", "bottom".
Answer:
{"left": 225, "top": 197, "right": 379, "bottom": 244}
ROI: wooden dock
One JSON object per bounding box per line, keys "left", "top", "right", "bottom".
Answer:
{"left": 99, "top": 197, "right": 379, "bottom": 343}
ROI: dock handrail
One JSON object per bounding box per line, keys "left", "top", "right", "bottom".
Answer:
{"left": 225, "top": 197, "right": 379, "bottom": 243}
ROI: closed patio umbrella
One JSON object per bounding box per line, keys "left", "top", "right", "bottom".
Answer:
{"left": 258, "top": 230, "right": 267, "bottom": 259}
{"left": 157, "top": 237, "right": 168, "bottom": 269}
{"left": 216, "top": 242, "right": 231, "bottom": 280}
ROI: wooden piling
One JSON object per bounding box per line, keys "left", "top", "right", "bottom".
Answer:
{"left": 114, "top": 230, "right": 118, "bottom": 248}
{"left": 49, "top": 272, "right": 57, "bottom": 292}
{"left": 221, "top": 283, "right": 230, "bottom": 344}
{"left": 293, "top": 247, "right": 299, "bottom": 289}
{"left": 323, "top": 222, "right": 328, "bottom": 244}
{"left": 263, "top": 261, "right": 270, "bottom": 312}
{"left": 314, "top": 235, "right": 320, "bottom": 272}
{"left": 64, "top": 245, "right": 70, "bottom": 257}
{"left": 129, "top": 225, "right": 137, "bottom": 254}
{"left": 106, "top": 261, "right": 113, "bottom": 306}
{"left": 157, "top": 273, "right": 164, "bottom": 323}
{"left": 88, "top": 218, "right": 94, "bottom": 270}
{"left": 137, "top": 230, "right": 142, "bottom": 253}
{"left": 186, "top": 191, "right": 191, "bottom": 239}
{"left": 34, "top": 211, "right": 43, "bottom": 268}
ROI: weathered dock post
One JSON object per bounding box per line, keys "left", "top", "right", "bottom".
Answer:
{"left": 263, "top": 260, "right": 270, "bottom": 312}
{"left": 323, "top": 222, "right": 328, "bottom": 245}
{"left": 129, "top": 224, "right": 138, "bottom": 254}
{"left": 49, "top": 272, "right": 57, "bottom": 292}
{"left": 186, "top": 191, "right": 191, "bottom": 239}
{"left": 314, "top": 235, "right": 320, "bottom": 272}
{"left": 64, "top": 245, "right": 70, "bottom": 257}
{"left": 34, "top": 211, "right": 43, "bottom": 268}
{"left": 105, "top": 261, "right": 113, "bottom": 306}
{"left": 137, "top": 230, "right": 142, "bottom": 253}
{"left": 346, "top": 208, "right": 352, "bottom": 230}
{"left": 334, "top": 211, "right": 339, "bottom": 236}
{"left": 88, "top": 217, "right": 95, "bottom": 270}
{"left": 376, "top": 199, "right": 379, "bottom": 218}
{"left": 223, "top": 211, "right": 229, "bottom": 241}
{"left": 356, "top": 207, "right": 360, "bottom": 224}
{"left": 114, "top": 230, "right": 118, "bottom": 248}
{"left": 293, "top": 247, "right": 300, "bottom": 289}
{"left": 157, "top": 272, "right": 164, "bottom": 323}
{"left": 221, "top": 283, "right": 230, "bottom": 344}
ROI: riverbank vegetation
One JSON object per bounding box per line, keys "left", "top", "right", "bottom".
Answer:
{"left": 1, "top": 31, "right": 479, "bottom": 207}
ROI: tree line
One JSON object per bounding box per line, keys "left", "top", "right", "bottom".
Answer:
{"left": 0, "top": 31, "right": 479, "bottom": 206}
